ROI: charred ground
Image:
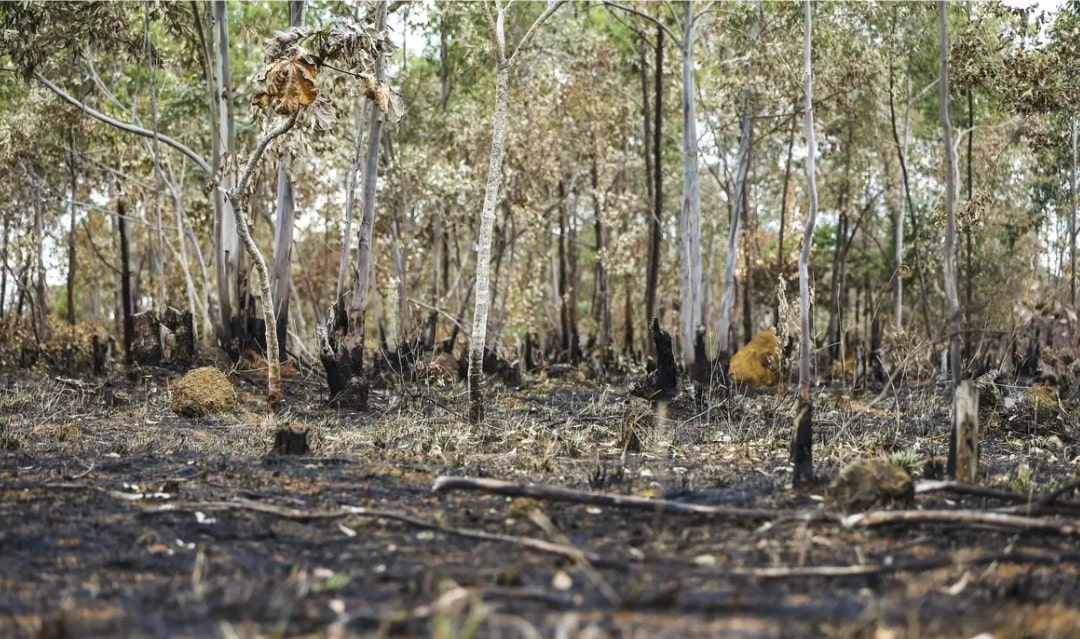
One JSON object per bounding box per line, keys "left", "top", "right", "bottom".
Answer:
{"left": 2, "top": 361, "right": 1080, "bottom": 639}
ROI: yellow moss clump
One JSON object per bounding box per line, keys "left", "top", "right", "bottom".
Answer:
{"left": 170, "top": 367, "right": 238, "bottom": 417}
{"left": 728, "top": 330, "right": 781, "bottom": 387}
{"left": 825, "top": 459, "right": 914, "bottom": 514}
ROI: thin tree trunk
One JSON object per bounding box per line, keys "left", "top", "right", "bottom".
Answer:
{"left": 273, "top": 163, "right": 295, "bottom": 362}
{"left": 965, "top": 87, "right": 974, "bottom": 353}
{"left": 345, "top": 0, "right": 389, "bottom": 378}
{"left": 270, "top": 0, "right": 304, "bottom": 363}
{"left": 468, "top": 0, "right": 564, "bottom": 423}
{"left": 590, "top": 143, "right": 610, "bottom": 352}
{"left": 1067, "top": 117, "right": 1075, "bottom": 313}
{"left": 939, "top": 0, "right": 961, "bottom": 386}
{"left": 888, "top": 53, "right": 933, "bottom": 340}
{"left": 469, "top": 61, "right": 510, "bottom": 423}
{"left": 794, "top": 0, "right": 820, "bottom": 487}
{"left": 67, "top": 131, "right": 78, "bottom": 325}
{"left": 33, "top": 178, "right": 49, "bottom": 342}
{"left": 644, "top": 24, "right": 663, "bottom": 355}
{"left": 212, "top": 0, "right": 239, "bottom": 341}
{"left": 336, "top": 97, "right": 369, "bottom": 300}
{"left": 0, "top": 214, "right": 8, "bottom": 319}
{"left": 827, "top": 119, "right": 854, "bottom": 363}
{"left": 145, "top": 0, "right": 167, "bottom": 312}
{"left": 119, "top": 202, "right": 134, "bottom": 363}
{"left": 678, "top": 0, "right": 702, "bottom": 376}
{"left": 718, "top": 0, "right": 761, "bottom": 366}
{"left": 775, "top": 108, "right": 796, "bottom": 326}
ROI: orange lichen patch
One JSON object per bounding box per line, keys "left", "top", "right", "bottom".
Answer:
{"left": 728, "top": 330, "right": 781, "bottom": 388}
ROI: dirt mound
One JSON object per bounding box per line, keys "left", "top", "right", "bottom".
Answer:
{"left": 825, "top": 458, "right": 914, "bottom": 514}
{"left": 170, "top": 367, "right": 238, "bottom": 417}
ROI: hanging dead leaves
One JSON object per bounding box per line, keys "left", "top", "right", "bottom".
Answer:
{"left": 253, "top": 26, "right": 403, "bottom": 128}
{"left": 254, "top": 57, "right": 320, "bottom": 116}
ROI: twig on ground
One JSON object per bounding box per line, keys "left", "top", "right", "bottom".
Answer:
{"left": 843, "top": 508, "right": 1080, "bottom": 537}
{"left": 717, "top": 548, "right": 1080, "bottom": 580}
{"left": 916, "top": 479, "right": 1080, "bottom": 515}
{"left": 432, "top": 475, "right": 826, "bottom": 522}
{"left": 142, "top": 498, "right": 617, "bottom": 565}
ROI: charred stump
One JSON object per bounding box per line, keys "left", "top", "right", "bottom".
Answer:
{"left": 947, "top": 380, "right": 979, "bottom": 481}
{"left": 270, "top": 424, "right": 311, "bottom": 455}
{"left": 317, "top": 295, "right": 368, "bottom": 409}
{"left": 792, "top": 400, "right": 814, "bottom": 488}
{"left": 629, "top": 317, "right": 677, "bottom": 403}
{"left": 118, "top": 202, "right": 135, "bottom": 365}
{"left": 161, "top": 307, "right": 196, "bottom": 365}
{"left": 129, "top": 311, "right": 163, "bottom": 366}
{"left": 91, "top": 334, "right": 114, "bottom": 375}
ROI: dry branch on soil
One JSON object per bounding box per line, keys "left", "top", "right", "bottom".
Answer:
{"left": 844, "top": 509, "right": 1080, "bottom": 537}
{"left": 432, "top": 476, "right": 828, "bottom": 522}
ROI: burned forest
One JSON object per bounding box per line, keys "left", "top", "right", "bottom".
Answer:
{"left": 3, "top": 1, "right": 1080, "bottom": 638}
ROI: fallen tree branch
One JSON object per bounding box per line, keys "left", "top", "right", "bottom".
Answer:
{"left": 432, "top": 476, "right": 827, "bottom": 522}
{"left": 143, "top": 498, "right": 614, "bottom": 565}
{"left": 917, "top": 479, "right": 1080, "bottom": 515}
{"left": 843, "top": 508, "right": 1080, "bottom": 537}
{"left": 719, "top": 548, "right": 1080, "bottom": 580}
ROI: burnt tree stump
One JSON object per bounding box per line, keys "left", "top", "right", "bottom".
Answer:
{"left": 130, "top": 311, "right": 163, "bottom": 366}
{"left": 629, "top": 318, "right": 677, "bottom": 403}
{"left": 318, "top": 296, "right": 368, "bottom": 409}
{"left": 270, "top": 425, "right": 311, "bottom": 455}
{"left": 948, "top": 380, "right": 980, "bottom": 482}
{"left": 160, "top": 307, "right": 196, "bottom": 365}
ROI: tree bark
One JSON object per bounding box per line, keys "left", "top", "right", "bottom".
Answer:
{"left": 888, "top": 52, "right": 933, "bottom": 340}
{"left": 678, "top": 0, "right": 702, "bottom": 378}
{"left": 118, "top": 202, "right": 134, "bottom": 363}
{"left": 1067, "top": 117, "right": 1075, "bottom": 313}
{"left": 938, "top": 0, "right": 961, "bottom": 387}
{"left": 794, "top": 0, "right": 820, "bottom": 487}
{"left": 213, "top": 0, "right": 240, "bottom": 344}
{"left": 718, "top": 0, "right": 761, "bottom": 366}
{"left": 344, "top": 0, "right": 389, "bottom": 379}
{"left": 470, "top": 60, "right": 510, "bottom": 423}
{"left": 67, "top": 130, "right": 78, "bottom": 325}
{"left": 468, "top": 0, "right": 564, "bottom": 424}
{"left": 644, "top": 24, "right": 663, "bottom": 357}
{"left": 270, "top": 0, "right": 304, "bottom": 363}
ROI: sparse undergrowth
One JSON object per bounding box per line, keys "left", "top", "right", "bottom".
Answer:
{"left": 2, "top": 366, "right": 1080, "bottom": 638}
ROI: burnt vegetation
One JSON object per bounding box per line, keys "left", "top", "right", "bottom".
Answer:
{"left": 3, "top": 1, "right": 1080, "bottom": 637}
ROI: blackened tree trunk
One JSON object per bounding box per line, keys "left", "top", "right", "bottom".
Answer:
{"left": 644, "top": 23, "right": 663, "bottom": 357}
{"left": 67, "top": 130, "right": 78, "bottom": 325}
{"left": 118, "top": 202, "right": 134, "bottom": 364}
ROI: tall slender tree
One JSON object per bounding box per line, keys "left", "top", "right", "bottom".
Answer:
{"left": 468, "top": 0, "right": 565, "bottom": 425}
{"left": 793, "top": 0, "right": 819, "bottom": 488}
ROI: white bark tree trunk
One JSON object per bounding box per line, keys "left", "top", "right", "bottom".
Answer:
{"left": 469, "top": 0, "right": 565, "bottom": 424}
{"left": 939, "top": 0, "right": 960, "bottom": 386}
{"left": 794, "top": 0, "right": 820, "bottom": 486}
{"left": 678, "top": 0, "right": 702, "bottom": 376}
{"left": 213, "top": 0, "right": 239, "bottom": 340}
{"left": 349, "top": 1, "right": 388, "bottom": 336}
{"left": 469, "top": 61, "right": 510, "bottom": 424}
